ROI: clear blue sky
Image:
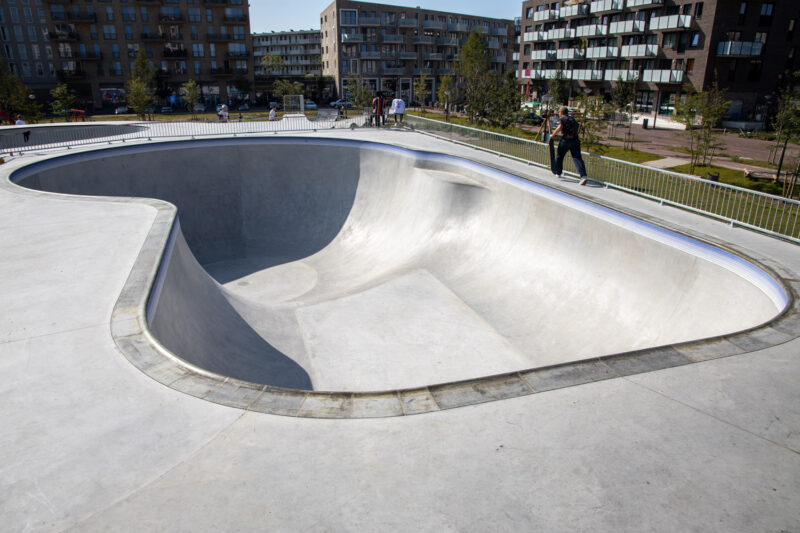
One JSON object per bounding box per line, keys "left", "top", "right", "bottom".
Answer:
{"left": 249, "top": 0, "right": 522, "bottom": 33}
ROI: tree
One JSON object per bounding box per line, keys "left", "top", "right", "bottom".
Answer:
{"left": 132, "top": 48, "right": 156, "bottom": 92}
{"left": 574, "top": 92, "right": 608, "bottom": 155}
{"left": 674, "top": 86, "right": 702, "bottom": 174}
{"left": 413, "top": 74, "right": 430, "bottom": 110}
{"left": 126, "top": 78, "right": 152, "bottom": 120}
{"left": 674, "top": 80, "right": 730, "bottom": 174}
{"left": 182, "top": 79, "right": 201, "bottom": 118}
{"left": 0, "top": 58, "right": 42, "bottom": 122}
{"left": 272, "top": 79, "right": 304, "bottom": 99}
{"left": 611, "top": 75, "right": 635, "bottom": 118}
{"left": 260, "top": 54, "right": 285, "bottom": 99}
{"left": 548, "top": 62, "right": 569, "bottom": 106}
{"left": 231, "top": 72, "right": 252, "bottom": 103}
{"left": 455, "top": 30, "right": 492, "bottom": 122}
{"left": 49, "top": 83, "right": 76, "bottom": 120}
{"left": 772, "top": 80, "right": 800, "bottom": 195}
{"left": 485, "top": 71, "right": 520, "bottom": 129}
{"left": 346, "top": 75, "right": 373, "bottom": 108}
{"left": 437, "top": 75, "right": 455, "bottom": 120}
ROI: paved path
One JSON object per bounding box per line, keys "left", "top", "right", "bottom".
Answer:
{"left": 1, "top": 129, "right": 799, "bottom": 532}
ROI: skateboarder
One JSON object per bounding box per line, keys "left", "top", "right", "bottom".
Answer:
{"left": 551, "top": 106, "right": 589, "bottom": 186}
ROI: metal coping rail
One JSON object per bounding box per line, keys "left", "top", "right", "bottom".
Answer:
{"left": 0, "top": 112, "right": 371, "bottom": 154}
{"left": 404, "top": 114, "right": 800, "bottom": 245}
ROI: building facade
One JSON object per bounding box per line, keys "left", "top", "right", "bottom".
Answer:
{"left": 320, "top": 0, "right": 515, "bottom": 103}
{"left": 44, "top": 0, "right": 254, "bottom": 111}
{"left": 518, "top": 0, "right": 799, "bottom": 124}
{"left": 252, "top": 29, "right": 333, "bottom": 103}
{"left": 0, "top": 0, "right": 59, "bottom": 103}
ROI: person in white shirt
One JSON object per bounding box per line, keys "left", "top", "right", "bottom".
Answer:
{"left": 15, "top": 116, "right": 26, "bottom": 125}
{"left": 390, "top": 97, "right": 405, "bottom": 125}
{"left": 269, "top": 105, "right": 277, "bottom": 121}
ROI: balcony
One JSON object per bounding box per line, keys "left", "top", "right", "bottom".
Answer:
{"left": 533, "top": 10, "right": 558, "bottom": 22}
{"left": 210, "top": 67, "right": 233, "bottom": 76}
{"left": 381, "top": 18, "right": 397, "bottom": 26}
{"left": 487, "top": 39, "right": 501, "bottom": 49}
{"left": 67, "top": 12, "right": 97, "bottom": 23}
{"left": 382, "top": 34, "right": 405, "bottom": 43}
{"left": 207, "top": 33, "right": 235, "bottom": 42}
{"left": 382, "top": 51, "right": 397, "bottom": 59}
{"left": 226, "top": 50, "right": 249, "bottom": 58}
{"left": 491, "top": 27, "right": 508, "bottom": 36}
{"left": 163, "top": 48, "right": 188, "bottom": 57}
{"left": 381, "top": 67, "right": 407, "bottom": 75}
{"left": 626, "top": 0, "right": 663, "bottom": 7}
{"left": 604, "top": 69, "right": 638, "bottom": 81}
{"left": 530, "top": 49, "right": 555, "bottom": 60}
{"left": 490, "top": 56, "right": 506, "bottom": 63}
{"left": 609, "top": 20, "right": 646, "bottom": 34}
{"left": 141, "top": 32, "right": 167, "bottom": 41}
{"left": 398, "top": 51, "right": 417, "bottom": 60}
{"left": 556, "top": 48, "right": 585, "bottom": 60}
{"left": 437, "top": 68, "right": 453, "bottom": 75}
{"left": 512, "top": 52, "right": 519, "bottom": 61}
{"left": 572, "top": 69, "right": 604, "bottom": 81}
{"left": 413, "top": 35, "right": 435, "bottom": 45}
{"left": 398, "top": 18, "right": 418, "bottom": 28}
{"left": 547, "top": 28, "right": 576, "bottom": 40}
{"left": 359, "top": 16, "right": 381, "bottom": 25}
{"left": 560, "top": 4, "right": 589, "bottom": 18}
{"left": 57, "top": 50, "right": 76, "bottom": 59}
{"left": 716, "top": 41, "right": 763, "bottom": 56}
{"left": 56, "top": 69, "right": 86, "bottom": 79}
{"left": 590, "top": 0, "right": 623, "bottom": 14}
{"left": 360, "top": 50, "right": 381, "bottom": 59}
{"left": 437, "top": 37, "right": 458, "bottom": 46}
{"left": 649, "top": 15, "right": 692, "bottom": 31}
{"left": 641, "top": 69, "right": 683, "bottom": 83}
{"left": 203, "top": 0, "right": 228, "bottom": 3}
{"left": 576, "top": 24, "right": 608, "bottom": 37}
{"left": 620, "top": 43, "right": 658, "bottom": 57}
{"left": 51, "top": 31, "right": 79, "bottom": 41}
{"left": 79, "top": 51, "right": 103, "bottom": 60}
{"left": 422, "top": 20, "right": 446, "bottom": 30}
{"left": 414, "top": 68, "right": 433, "bottom": 75}
{"left": 447, "top": 23, "right": 469, "bottom": 32}
{"left": 159, "top": 15, "right": 184, "bottom": 23}
{"left": 585, "top": 46, "right": 619, "bottom": 58}
{"left": 224, "top": 15, "right": 247, "bottom": 23}
{"left": 422, "top": 52, "right": 443, "bottom": 61}
{"left": 341, "top": 33, "right": 364, "bottom": 43}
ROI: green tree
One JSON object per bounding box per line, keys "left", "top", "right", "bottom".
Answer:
{"left": 231, "top": 72, "right": 252, "bottom": 103}
{"left": 0, "top": 58, "right": 41, "bottom": 122}
{"left": 346, "top": 75, "right": 373, "bottom": 107}
{"left": 695, "top": 80, "right": 730, "bottom": 168}
{"left": 182, "top": 79, "right": 201, "bottom": 118}
{"left": 772, "top": 80, "right": 800, "bottom": 195}
{"left": 611, "top": 75, "right": 635, "bottom": 118}
{"left": 548, "top": 62, "right": 569, "bottom": 106}
{"left": 413, "top": 74, "right": 431, "bottom": 110}
{"left": 132, "top": 48, "right": 156, "bottom": 92}
{"left": 437, "top": 74, "right": 455, "bottom": 121}
{"left": 574, "top": 92, "right": 608, "bottom": 155}
{"left": 260, "top": 54, "right": 285, "bottom": 99}
{"left": 674, "top": 85, "right": 702, "bottom": 174}
{"left": 126, "top": 78, "right": 152, "bottom": 120}
{"left": 272, "top": 79, "right": 304, "bottom": 98}
{"left": 485, "top": 71, "right": 520, "bottom": 129}
{"left": 49, "top": 83, "right": 76, "bottom": 120}
{"left": 455, "top": 30, "right": 492, "bottom": 122}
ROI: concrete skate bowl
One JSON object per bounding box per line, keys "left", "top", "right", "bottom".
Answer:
{"left": 10, "top": 138, "right": 792, "bottom": 417}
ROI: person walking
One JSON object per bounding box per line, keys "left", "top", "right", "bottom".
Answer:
{"left": 551, "top": 106, "right": 589, "bottom": 186}
{"left": 371, "top": 91, "right": 386, "bottom": 127}
{"left": 390, "top": 96, "right": 405, "bottom": 125}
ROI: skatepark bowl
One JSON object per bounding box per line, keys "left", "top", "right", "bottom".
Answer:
{"left": 11, "top": 137, "right": 791, "bottom": 417}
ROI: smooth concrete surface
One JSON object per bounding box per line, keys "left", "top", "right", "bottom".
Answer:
{"left": 11, "top": 139, "right": 785, "bottom": 394}
{"left": 1, "top": 129, "right": 799, "bottom": 531}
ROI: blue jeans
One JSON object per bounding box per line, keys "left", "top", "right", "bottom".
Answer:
{"left": 554, "top": 137, "right": 587, "bottom": 178}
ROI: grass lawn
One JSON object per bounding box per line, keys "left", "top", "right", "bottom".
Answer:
{"left": 599, "top": 145, "right": 663, "bottom": 164}
{"left": 667, "top": 163, "right": 784, "bottom": 196}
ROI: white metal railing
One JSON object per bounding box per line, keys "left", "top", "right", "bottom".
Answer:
{"left": 609, "top": 19, "right": 646, "bottom": 33}
{"left": 620, "top": 43, "right": 659, "bottom": 57}
{"left": 649, "top": 14, "right": 692, "bottom": 30}
{"left": 404, "top": 114, "right": 800, "bottom": 244}
{"left": 556, "top": 48, "right": 585, "bottom": 60}
{"left": 590, "top": 0, "right": 624, "bottom": 13}
{"left": 576, "top": 24, "right": 608, "bottom": 37}
{"left": 604, "top": 69, "right": 638, "bottom": 81}
{"left": 547, "top": 27, "right": 577, "bottom": 40}
{"left": 530, "top": 49, "right": 556, "bottom": 60}
{"left": 717, "top": 41, "right": 763, "bottom": 56}
{"left": 572, "top": 69, "right": 604, "bottom": 80}
{"left": 586, "top": 46, "right": 620, "bottom": 58}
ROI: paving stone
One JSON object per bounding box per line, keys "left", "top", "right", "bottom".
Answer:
{"left": 248, "top": 389, "right": 307, "bottom": 416}
{"left": 205, "top": 382, "right": 265, "bottom": 410}
{"left": 429, "top": 374, "right": 533, "bottom": 410}
{"left": 296, "top": 393, "right": 352, "bottom": 419}
{"left": 602, "top": 347, "right": 690, "bottom": 377}
{"left": 521, "top": 360, "right": 617, "bottom": 392}
{"left": 398, "top": 388, "right": 440, "bottom": 415}
{"left": 170, "top": 374, "right": 225, "bottom": 398}
{"left": 350, "top": 392, "right": 404, "bottom": 418}
{"left": 675, "top": 338, "right": 747, "bottom": 362}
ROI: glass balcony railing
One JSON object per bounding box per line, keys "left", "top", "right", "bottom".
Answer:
{"left": 716, "top": 41, "right": 763, "bottom": 56}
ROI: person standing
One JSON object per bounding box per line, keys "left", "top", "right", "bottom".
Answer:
{"left": 391, "top": 96, "right": 405, "bottom": 125}
{"left": 371, "top": 91, "right": 386, "bottom": 127}
{"left": 551, "top": 106, "right": 589, "bottom": 186}
{"left": 15, "top": 115, "right": 26, "bottom": 125}
{"left": 269, "top": 105, "right": 277, "bottom": 121}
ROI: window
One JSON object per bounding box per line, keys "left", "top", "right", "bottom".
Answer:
{"left": 690, "top": 32, "right": 699, "bottom": 47}
{"left": 112, "top": 43, "right": 119, "bottom": 57}
{"left": 738, "top": 2, "right": 747, "bottom": 25}
{"left": 526, "top": 7, "right": 533, "bottom": 18}
{"left": 206, "top": 9, "right": 212, "bottom": 23}
{"left": 127, "top": 43, "right": 138, "bottom": 57}
{"left": 106, "top": 6, "right": 113, "bottom": 21}
{"left": 686, "top": 58, "right": 695, "bottom": 73}
{"left": 340, "top": 9, "right": 356, "bottom": 25}
{"left": 124, "top": 25, "right": 132, "bottom": 39}
{"left": 121, "top": 6, "right": 134, "bottom": 21}
{"left": 747, "top": 59, "right": 762, "bottom": 81}
{"left": 788, "top": 19, "right": 795, "bottom": 42}
{"left": 755, "top": 31, "right": 768, "bottom": 43}
{"left": 192, "top": 43, "right": 203, "bottom": 57}
{"left": 682, "top": 3, "right": 692, "bottom": 15}
{"left": 140, "top": 7, "right": 148, "bottom": 22}
{"left": 17, "top": 44, "right": 26, "bottom": 60}
{"left": 188, "top": 8, "right": 200, "bottom": 22}
{"left": 759, "top": 2, "right": 773, "bottom": 25}
{"left": 103, "top": 25, "right": 116, "bottom": 39}
{"left": 194, "top": 60, "right": 200, "bottom": 74}
{"left": 110, "top": 60, "right": 122, "bottom": 75}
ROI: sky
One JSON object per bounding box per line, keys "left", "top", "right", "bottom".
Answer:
{"left": 249, "top": 0, "right": 523, "bottom": 33}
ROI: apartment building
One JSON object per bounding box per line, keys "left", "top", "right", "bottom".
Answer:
{"left": 518, "top": 0, "right": 799, "bottom": 124}
{"left": 320, "top": 0, "right": 515, "bottom": 103}
{"left": 44, "top": 0, "right": 254, "bottom": 111}
{"left": 0, "top": 1, "right": 59, "bottom": 102}
{"left": 252, "top": 29, "right": 333, "bottom": 102}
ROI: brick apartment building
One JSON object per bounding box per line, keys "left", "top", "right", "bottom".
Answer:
{"left": 252, "top": 29, "right": 334, "bottom": 103}
{"left": 320, "top": 0, "right": 515, "bottom": 103}
{"left": 518, "top": 0, "right": 799, "bottom": 125}
{"left": 44, "top": 0, "right": 254, "bottom": 111}
{"left": 0, "top": 2, "right": 59, "bottom": 103}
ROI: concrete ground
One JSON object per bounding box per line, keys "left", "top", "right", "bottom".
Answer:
{"left": 1, "top": 128, "right": 799, "bottom": 532}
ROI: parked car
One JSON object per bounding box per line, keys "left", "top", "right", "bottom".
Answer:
{"left": 160, "top": 106, "right": 172, "bottom": 113}
{"left": 237, "top": 103, "right": 249, "bottom": 111}
{"left": 114, "top": 106, "right": 129, "bottom": 115}
{"left": 329, "top": 99, "right": 353, "bottom": 109}
{"left": 193, "top": 104, "right": 206, "bottom": 113}
{"left": 517, "top": 112, "right": 544, "bottom": 126}
{"left": 304, "top": 100, "right": 318, "bottom": 110}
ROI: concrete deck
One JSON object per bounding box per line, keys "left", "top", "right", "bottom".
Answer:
{"left": 1, "top": 128, "right": 799, "bottom": 531}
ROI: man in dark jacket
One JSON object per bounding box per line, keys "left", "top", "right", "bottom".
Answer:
{"left": 371, "top": 91, "right": 386, "bottom": 127}
{"left": 551, "top": 106, "right": 589, "bottom": 185}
